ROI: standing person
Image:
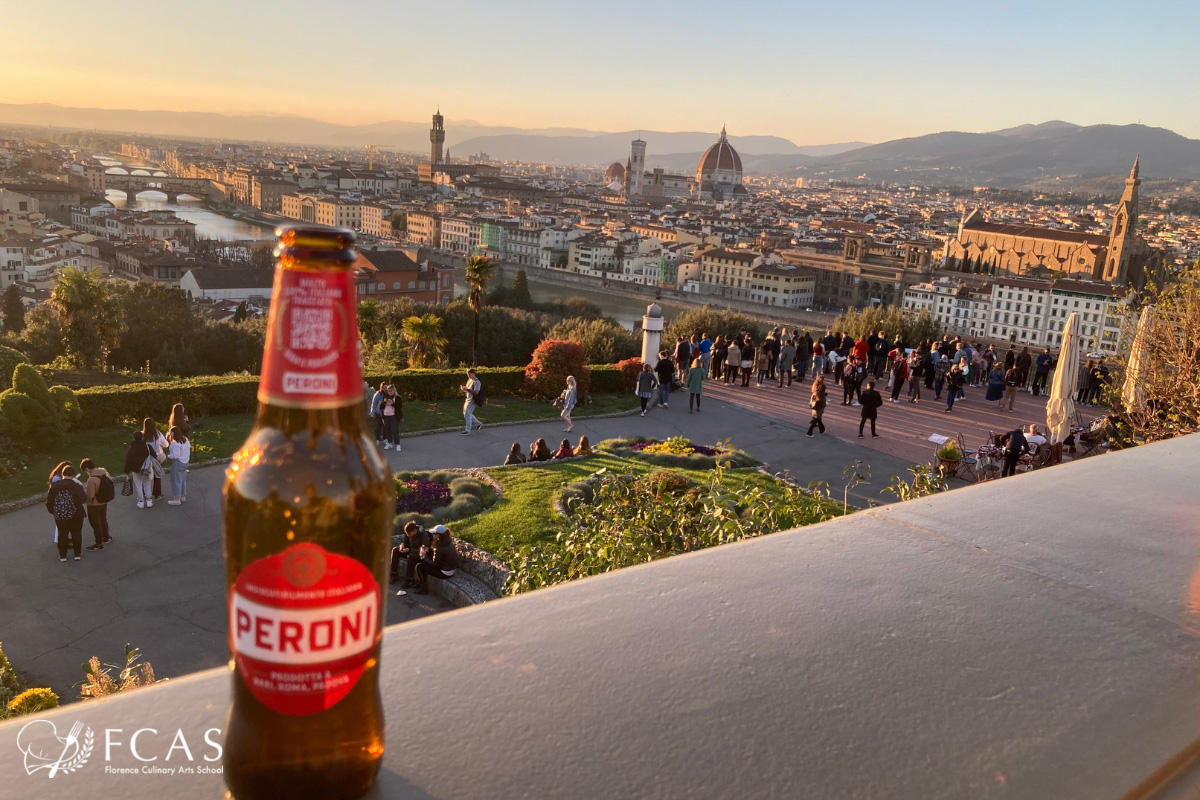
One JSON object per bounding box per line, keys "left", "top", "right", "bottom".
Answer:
{"left": 766, "top": 329, "right": 781, "bottom": 380}
{"left": 740, "top": 339, "right": 754, "bottom": 387}
{"left": 944, "top": 364, "right": 965, "bottom": 413}
{"left": 907, "top": 351, "right": 923, "bottom": 403}
{"left": 811, "top": 338, "right": 825, "bottom": 379}
{"left": 889, "top": 355, "right": 908, "bottom": 403}
{"left": 80, "top": 458, "right": 114, "bottom": 551}
{"left": 461, "top": 368, "right": 483, "bottom": 435}
{"left": 654, "top": 351, "right": 675, "bottom": 407}
{"left": 986, "top": 362, "right": 1007, "bottom": 409}
{"left": 1088, "top": 361, "right": 1110, "bottom": 405}
{"left": 710, "top": 335, "right": 726, "bottom": 380}
{"left": 872, "top": 332, "right": 888, "bottom": 378}
{"left": 698, "top": 332, "right": 712, "bottom": 375}
{"left": 1003, "top": 362, "right": 1022, "bottom": 412}
{"left": 1003, "top": 344, "right": 1017, "bottom": 371}
{"left": 380, "top": 385, "right": 399, "bottom": 450}
{"left": 755, "top": 341, "right": 771, "bottom": 387}
{"left": 923, "top": 346, "right": 937, "bottom": 391}
{"left": 169, "top": 403, "right": 190, "bottom": 436}
{"left": 413, "top": 525, "right": 459, "bottom": 596}
{"left": 845, "top": 358, "right": 865, "bottom": 406}
{"left": 370, "top": 381, "right": 388, "bottom": 445}
{"left": 47, "top": 464, "right": 87, "bottom": 563}
{"left": 952, "top": 344, "right": 970, "bottom": 400}
{"left": 387, "top": 385, "right": 403, "bottom": 450}
{"left": 806, "top": 375, "right": 828, "bottom": 437}
{"left": 1077, "top": 359, "right": 1094, "bottom": 404}
{"left": 998, "top": 427, "right": 1031, "bottom": 478}
{"left": 933, "top": 354, "right": 950, "bottom": 400}
{"left": 636, "top": 363, "right": 658, "bottom": 416}
{"left": 124, "top": 431, "right": 153, "bottom": 508}
{"left": 674, "top": 336, "right": 692, "bottom": 383}
{"left": 778, "top": 337, "right": 796, "bottom": 388}
{"left": 1032, "top": 348, "right": 1053, "bottom": 396}
{"left": 797, "top": 333, "right": 812, "bottom": 382}
{"left": 725, "top": 337, "right": 742, "bottom": 385}
{"left": 390, "top": 521, "right": 430, "bottom": 588}
{"left": 142, "top": 418, "right": 168, "bottom": 500}
{"left": 687, "top": 357, "right": 705, "bottom": 413}
{"left": 1016, "top": 346, "right": 1033, "bottom": 389}
{"left": 559, "top": 375, "right": 577, "bottom": 433}
{"left": 166, "top": 426, "right": 190, "bottom": 505}
{"left": 853, "top": 334, "right": 869, "bottom": 367}
{"left": 858, "top": 380, "right": 883, "bottom": 438}
{"left": 822, "top": 331, "right": 837, "bottom": 372}
{"left": 865, "top": 330, "right": 880, "bottom": 374}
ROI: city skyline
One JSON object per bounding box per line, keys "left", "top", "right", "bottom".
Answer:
{"left": 1, "top": 0, "right": 1197, "bottom": 143}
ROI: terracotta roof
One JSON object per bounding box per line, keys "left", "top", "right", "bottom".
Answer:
{"left": 696, "top": 130, "right": 742, "bottom": 176}
{"left": 966, "top": 220, "right": 1108, "bottom": 247}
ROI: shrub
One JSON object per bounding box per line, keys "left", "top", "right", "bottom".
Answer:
{"left": 546, "top": 317, "right": 640, "bottom": 364}
{"left": 0, "top": 345, "right": 29, "bottom": 391}
{"left": 392, "top": 471, "right": 496, "bottom": 532}
{"left": 0, "top": 364, "right": 68, "bottom": 451}
{"left": 77, "top": 644, "right": 157, "bottom": 699}
{"left": 7, "top": 688, "right": 59, "bottom": 716}
{"left": 524, "top": 340, "right": 590, "bottom": 399}
{"left": 49, "top": 385, "right": 82, "bottom": 427}
{"left": 588, "top": 364, "right": 623, "bottom": 395}
{"left": 667, "top": 306, "right": 772, "bottom": 344}
{"left": 614, "top": 358, "right": 644, "bottom": 392}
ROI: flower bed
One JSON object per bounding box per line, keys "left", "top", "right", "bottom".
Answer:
{"left": 393, "top": 469, "right": 500, "bottom": 533}
{"left": 596, "top": 436, "right": 758, "bottom": 469}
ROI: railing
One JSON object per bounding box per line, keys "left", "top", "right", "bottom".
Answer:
{"left": 2, "top": 434, "right": 1199, "bottom": 799}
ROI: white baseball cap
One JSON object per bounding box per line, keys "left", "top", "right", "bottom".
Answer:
{"left": 430, "top": 525, "right": 449, "bottom": 534}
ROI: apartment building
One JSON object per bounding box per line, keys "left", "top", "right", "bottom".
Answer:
{"left": 744, "top": 263, "right": 816, "bottom": 308}
{"left": 406, "top": 211, "right": 441, "bottom": 247}
{"left": 354, "top": 249, "right": 453, "bottom": 305}
{"left": 695, "top": 248, "right": 764, "bottom": 300}
{"left": 440, "top": 216, "right": 481, "bottom": 255}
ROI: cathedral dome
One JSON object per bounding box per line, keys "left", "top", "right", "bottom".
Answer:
{"left": 605, "top": 162, "right": 626, "bottom": 183}
{"left": 697, "top": 127, "right": 742, "bottom": 176}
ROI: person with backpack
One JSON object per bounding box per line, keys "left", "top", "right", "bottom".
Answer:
{"left": 80, "top": 458, "right": 115, "bottom": 551}
{"left": 461, "top": 368, "right": 483, "bottom": 435}
{"left": 166, "top": 426, "right": 191, "bottom": 505}
{"left": 124, "top": 431, "right": 154, "bottom": 508}
{"left": 47, "top": 464, "right": 87, "bottom": 562}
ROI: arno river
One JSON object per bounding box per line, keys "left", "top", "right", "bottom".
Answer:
{"left": 104, "top": 191, "right": 269, "bottom": 241}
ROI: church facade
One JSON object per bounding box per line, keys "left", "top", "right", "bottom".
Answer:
{"left": 945, "top": 157, "right": 1158, "bottom": 288}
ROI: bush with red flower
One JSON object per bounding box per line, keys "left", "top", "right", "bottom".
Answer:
{"left": 615, "top": 357, "right": 644, "bottom": 392}
{"left": 524, "top": 339, "right": 591, "bottom": 400}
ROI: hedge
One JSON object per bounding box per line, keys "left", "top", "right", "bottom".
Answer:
{"left": 588, "top": 365, "right": 622, "bottom": 395}
{"left": 74, "top": 367, "right": 529, "bottom": 431}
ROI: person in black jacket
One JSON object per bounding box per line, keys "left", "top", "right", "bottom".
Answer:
{"left": 654, "top": 352, "right": 675, "bottom": 407}
{"left": 391, "top": 521, "right": 431, "bottom": 588}
{"left": 414, "top": 525, "right": 459, "bottom": 595}
{"left": 47, "top": 465, "right": 88, "bottom": 562}
{"left": 858, "top": 380, "right": 883, "bottom": 438}
{"left": 998, "top": 427, "right": 1031, "bottom": 478}
{"left": 123, "top": 431, "right": 153, "bottom": 508}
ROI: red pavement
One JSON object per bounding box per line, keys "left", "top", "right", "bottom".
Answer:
{"left": 703, "top": 371, "right": 1074, "bottom": 467}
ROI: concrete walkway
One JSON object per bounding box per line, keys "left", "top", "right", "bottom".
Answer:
{"left": 0, "top": 396, "right": 908, "bottom": 699}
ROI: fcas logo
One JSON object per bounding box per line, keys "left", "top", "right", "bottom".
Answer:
{"left": 17, "top": 719, "right": 94, "bottom": 777}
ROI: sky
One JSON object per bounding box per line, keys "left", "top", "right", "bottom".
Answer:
{"left": 1, "top": 0, "right": 1197, "bottom": 144}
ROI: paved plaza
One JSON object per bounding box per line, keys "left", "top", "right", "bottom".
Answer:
{"left": 3, "top": 392, "right": 937, "bottom": 700}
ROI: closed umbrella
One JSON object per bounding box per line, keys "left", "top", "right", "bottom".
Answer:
{"left": 1046, "top": 311, "right": 1080, "bottom": 447}
{"left": 1121, "top": 305, "right": 1154, "bottom": 411}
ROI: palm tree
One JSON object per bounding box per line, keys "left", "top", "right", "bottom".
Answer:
{"left": 357, "top": 299, "right": 383, "bottom": 344}
{"left": 463, "top": 255, "right": 496, "bottom": 367}
{"left": 401, "top": 314, "right": 447, "bottom": 369}
{"left": 49, "top": 268, "right": 124, "bottom": 369}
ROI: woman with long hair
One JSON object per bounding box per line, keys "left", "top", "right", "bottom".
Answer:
{"left": 559, "top": 375, "right": 577, "bottom": 433}
{"left": 635, "top": 363, "right": 657, "bottom": 417}
{"left": 168, "top": 403, "right": 189, "bottom": 436}
{"left": 529, "top": 438, "right": 553, "bottom": 462}
{"left": 166, "top": 426, "right": 190, "bottom": 505}
{"left": 48, "top": 461, "right": 71, "bottom": 488}
{"left": 573, "top": 435, "right": 592, "bottom": 456}
{"left": 503, "top": 442, "right": 527, "bottom": 465}
{"left": 552, "top": 438, "right": 574, "bottom": 459}
{"left": 806, "top": 375, "right": 828, "bottom": 437}
{"left": 141, "top": 418, "right": 168, "bottom": 500}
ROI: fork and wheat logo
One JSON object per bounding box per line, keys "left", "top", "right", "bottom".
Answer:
{"left": 16, "top": 719, "right": 94, "bottom": 777}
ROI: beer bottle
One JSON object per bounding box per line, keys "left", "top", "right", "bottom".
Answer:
{"left": 222, "top": 225, "right": 393, "bottom": 800}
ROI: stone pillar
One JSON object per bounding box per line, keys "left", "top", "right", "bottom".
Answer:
{"left": 641, "top": 302, "right": 664, "bottom": 365}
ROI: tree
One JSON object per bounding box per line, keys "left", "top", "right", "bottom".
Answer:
{"left": 233, "top": 301, "right": 248, "bottom": 323}
{"left": 107, "top": 282, "right": 198, "bottom": 372}
{"left": 463, "top": 255, "right": 497, "bottom": 367}
{"left": 13, "top": 305, "right": 64, "bottom": 365}
{"left": 401, "top": 314, "right": 447, "bottom": 369}
{"left": 547, "top": 317, "right": 640, "bottom": 364}
{"left": 357, "top": 299, "right": 384, "bottom": 345}
{"left": 508, "top": 270, "right": 532, "bottom": 310}
{"left": 524, "top": 339, "right": 590, "bottom": 398}
{"left": 48, "top": 268, "right": 124, "bottom": 369}
{"left": 2, "top": 285, "right": 24, "bottom": 335}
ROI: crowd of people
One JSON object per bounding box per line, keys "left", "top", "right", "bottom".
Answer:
{"left": 503, "top": 435, "right": 593, "bottom": 464}
{"left": 45, "top": 404, "right": 192, "bottom": 562}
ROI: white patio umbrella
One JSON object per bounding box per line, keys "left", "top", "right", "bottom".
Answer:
{"left": 1046, "top": 311, "right": 1081, "bottom": 445}
{"left": 1121, "top": 305, "right": 1154, "bottom": 412}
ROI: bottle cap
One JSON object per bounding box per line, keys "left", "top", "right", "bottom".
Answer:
{"left": 274, "top": 225, "right": 357, "bottom": 264}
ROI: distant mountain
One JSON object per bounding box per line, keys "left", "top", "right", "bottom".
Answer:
{"left": 801, "top": 123, "right": 1200, "bottom": 185}
{"left": 448, "top": 131, "right": 838, "bottom": 165}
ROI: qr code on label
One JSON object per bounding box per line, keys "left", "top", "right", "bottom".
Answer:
{"left": 290, "top": 308, "right": 332, "bottom": 350}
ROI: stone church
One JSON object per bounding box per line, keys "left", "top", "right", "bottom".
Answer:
{"left": 946, "top": 157, "right": 1159, "bottom": 289}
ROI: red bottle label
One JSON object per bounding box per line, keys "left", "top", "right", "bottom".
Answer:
{"left": 260, "top": 268, "right": 362, "bottom": 409}
{"left": 230, "top": 543, "right": 380, "bottom": 716}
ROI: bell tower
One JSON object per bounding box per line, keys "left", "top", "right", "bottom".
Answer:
{"left": 1103, "top": 155, "right": 1140, "bottom": 284}
{"left": 430, "top": 108, "right": 445, "bottom": 166}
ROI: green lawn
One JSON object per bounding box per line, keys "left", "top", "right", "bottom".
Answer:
{"left": 1, "top": 396, "right": 635, "bottom": 504}
{"left": 452, "top": 454, "right": 819, "bottom": 556}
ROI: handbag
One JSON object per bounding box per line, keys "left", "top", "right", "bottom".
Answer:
{"left": 121, "top": 475, "right": 133, "bottom": 496}
{"left": 143, "top": 452, "right": 164, "bottom": 479}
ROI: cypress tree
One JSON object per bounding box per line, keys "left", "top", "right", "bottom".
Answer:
{"left": 2, "top": 284, "right": 24, "bottom": 334}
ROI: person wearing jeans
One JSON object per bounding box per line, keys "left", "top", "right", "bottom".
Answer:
{"left": 80, "top": 458, "right": 113, "bottom": 550}
{"left": 461, "top": 369, "right": 482, "bottom": 435}
{"left": 413, "top": 525, "right": 458, "bottom": 596}
{"left": 655, "top": 353, "right": 674, "bottom": 407}
{"left": 944, "top": 366, "right": 964, "bottom": 412}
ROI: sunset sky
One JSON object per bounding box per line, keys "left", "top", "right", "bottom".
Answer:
{"left": 2, "top": 0, "right": 1196, "bottom": 144}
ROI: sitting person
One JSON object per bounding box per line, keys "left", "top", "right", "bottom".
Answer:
{"left": 529, "top": 438, "right": 552, "bottom": 462}
{"left": 573, "top": 435, "right": 593, "bottom": 456}
{"left": 503, "top": 442, "right": 526, "bottom": 465}
{"left": 1025, "top": 424, "right": 1048, "bottom": 451}
{"left": 552, "top": 438, "right": 574, "bottom": 459}
{"left": 389, "top": 521, "right": 430, "bottom": 588}
{"left": 413, "top": 525, "right": 458, "bottom": 596}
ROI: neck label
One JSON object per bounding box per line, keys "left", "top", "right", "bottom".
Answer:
{"left": 260, "top": 268, "right": 362, "bottom": 409}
